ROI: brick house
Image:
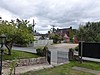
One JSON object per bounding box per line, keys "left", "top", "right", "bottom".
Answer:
{"left": 56, "top": 27, "right": 72, "bottom": 42}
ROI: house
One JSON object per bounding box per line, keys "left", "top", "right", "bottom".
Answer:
{"left": 56, "top": 27, "right": 72, "bottom": 42}
{"left": 64, "top": 34, "right": 70, "bottom": 42}
{"left": 33, "top": 31, "right": 41, "bottom": 40}
{"left": 34, "top": 31, "right": 49, "bottom": 40}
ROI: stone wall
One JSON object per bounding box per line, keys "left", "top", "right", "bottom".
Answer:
{"left": 3, "top": 57, "right": 47, "bottom": 68}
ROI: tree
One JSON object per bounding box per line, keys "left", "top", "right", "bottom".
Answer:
{"left": 50, "top": 33, "right": 62, "bottom": 43}
{"left": 0, "top": 19, "right": 34, "bottom": 55}
{"left": 69, "top": 27, "right": 74, "bottom": 42}
{"left": 15, "top": 19, "right": 34, "bottom": 45}
{"left": 76, "top": 22, "right": 100, "bottom": 42}
{"left": 0, "top": 20, "right": 17, "bottom": 55}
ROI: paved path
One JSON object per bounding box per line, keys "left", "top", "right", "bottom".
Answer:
{"left": 3, "top": 63, "right": 66, "bottom": 75}
{"left": 48, "top": 43, "right": 78, "bottom": 52}
{"left": 12, "top": 47, "right": 36, "bottom": 53}
{"left": 72, "top": 66, "right": 100, "bottom": 75}
{"left": 3, "top": 64, "right": 53, "bottom": 75}
{"left": 48, "top": 43, "right": 78, "bottom": 50}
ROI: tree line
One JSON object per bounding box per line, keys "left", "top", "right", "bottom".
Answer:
{"left": 76, "top": 22, "right": 100, "bottom": 42}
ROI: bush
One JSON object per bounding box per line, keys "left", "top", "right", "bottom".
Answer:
{"left": 50, "top": 34, "right": 62, "bottom": 43}
{"left": 36, "top": 47, "right": 44, "bottom": 56}
{"left": 69, "top": 48, "right": 74, "bottom": 61}
{"left": 69, "top": 47, "right": 79, "bottom": 61}
{"left": 69, "top": 46, "right": 79, "bottom": 51}
{"left": 69, "top": 48, "right": 74, "bottom": 51}
{"left": 36, "top": 46, "right": 49, "bottom": 56}
{"left": 75, "top": 46, "right": 79, "bottom": 51}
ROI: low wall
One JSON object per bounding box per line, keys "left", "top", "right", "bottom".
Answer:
{"left": 3, "top": 57, "right": 47, "bottom": 68}
{"left": 29, "top": 40, "right": 53, "bottom": 47}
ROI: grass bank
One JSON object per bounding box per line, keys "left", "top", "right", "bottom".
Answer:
{"left": 3, "top": 50, "right": 39, "bottom": 60}
{"left": 23, "top": 61, "right": 100, "bottom": 75}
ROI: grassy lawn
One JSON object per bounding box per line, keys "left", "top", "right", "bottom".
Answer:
{"left": 23, "top": 61, "right": 100, "bottom": 75}
{"left": 72, "top": 61, "right": 100, "bottom": 71}
{"left": 3, "top": 50, "right": 39, "bottom": 60}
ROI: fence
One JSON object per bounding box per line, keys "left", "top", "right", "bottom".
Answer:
{"left": 79, "top": 42, "right": 100, "bottom": 59}
{"left": 29, "top": 40, "right": 53, "bottom": 47}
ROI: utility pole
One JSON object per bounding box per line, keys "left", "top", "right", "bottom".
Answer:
{"left": 0, "top": 17, "right": 2, "bottom": 19}
{"left": 80, "top": 28, "right": 84, "bottom": 63}
{"left": 32, "top": 19, "right": 36, "bottom": 47}
{"left": 51, "top": 25, "right": 55, "bottom": 33}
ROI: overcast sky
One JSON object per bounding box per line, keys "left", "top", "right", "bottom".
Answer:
{"left": 0, "top": 0, "right": 100, "bottom": 33}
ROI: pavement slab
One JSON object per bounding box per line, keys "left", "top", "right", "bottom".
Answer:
{"left": 3, "top": 64, "right": 53, "bottom": 75}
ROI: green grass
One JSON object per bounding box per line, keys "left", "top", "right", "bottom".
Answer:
{"left": 23, "top": 61, "right": 100, "bottom": 75}
{"left": 72, "top": 61, "right": 100, "bottom": 71}
{"left": 3, "top": 50, "right": 39, "bottom": 60}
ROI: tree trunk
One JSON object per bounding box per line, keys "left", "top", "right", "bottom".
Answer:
{"left": 5, "top": 41, "right": 13, "bottom": 55}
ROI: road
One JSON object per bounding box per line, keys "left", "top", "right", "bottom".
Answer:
{"left": 12, "top": 46, "right": 37, "bottom": 53}
{"left": 12, "top": 43, "right": 78, "bottom": 53}
{"left": 49, "top": 43, "right": 78, "bottom": 51}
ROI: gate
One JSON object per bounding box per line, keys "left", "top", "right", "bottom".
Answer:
{"left": 79, "top": 42, "right": 100, "bottom": 59}
{"left": 57, "top": 51, "right": 68, "bottom": 64}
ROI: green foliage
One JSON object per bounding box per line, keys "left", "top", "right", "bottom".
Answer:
{"left": 69, "top": 46, "right": 79, "bottom": 52}
{"left": 69, "top": 48, "right": 74, "bottom": 51}
{"left": 95, "top": 34, "right": 100, "bottom": 42}
{"left": 0, "top": 21, "right": 17, "bottom": 37}
{"left": 69, "top": 28, "right": 74, "bottom": 43}
{"left": 50, "top": 33, "right": 62, "bottom": 43}
{"left": 0, "top": 19, "right": 34, "bottom": 46}
{"left": 9, "top": 59, "right": 17, "bottom": 75}
{"left": 76, "top": 22, "right": 100, "bottom": 42}
{"left": 15, "top": 28, "right": 34, "bottom": 45}
{"left": 0, "top": 18, "right": 34, "bottom": 55}
{"left": 36, "top": 47, "right": 44, "bottom": 56}
{"left": 36, "top": 43, "right": 49, "bottom": 56}
{"left": 74, "top": 46, "right": 79, "bottom": 51}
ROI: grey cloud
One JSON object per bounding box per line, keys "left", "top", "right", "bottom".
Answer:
{"left": 0, "top": 0, "right": 100, "bottom": 33}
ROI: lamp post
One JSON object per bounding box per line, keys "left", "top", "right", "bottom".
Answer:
{"left": 0, "top": 34, "right": 6, "bottom": 75}
{"left": 32, "top": 19, "right": 36, "bottom": 47}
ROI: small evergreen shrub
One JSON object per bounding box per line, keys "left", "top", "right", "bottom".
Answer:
{"left": 36, "top": 47, "right": 44, "bottom": 56}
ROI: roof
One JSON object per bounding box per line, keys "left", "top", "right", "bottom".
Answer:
{"left": 56, "top": 27, "right": 72, "bottom": 32}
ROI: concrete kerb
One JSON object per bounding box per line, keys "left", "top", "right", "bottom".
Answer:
{"left": 2, "top": 64, "right": 52, "bottom": 75}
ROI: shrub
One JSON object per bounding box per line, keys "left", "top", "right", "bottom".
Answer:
{"left": 75, "top": 46, "right": 79, "bottom": 51}
{"left": 36, "top": 46, "right": 49, "bottom": 57}
{"left": 69, "top": 48, "right": 74, "bottom": 51}
{"left": 69, "top": 46, "right": 79, "bottom": 51}
{"left": 69, "top": 48, "right": 74, "bottom": 61}
{"left": 36, "top": 47, "right": 44, "bottom": 56}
